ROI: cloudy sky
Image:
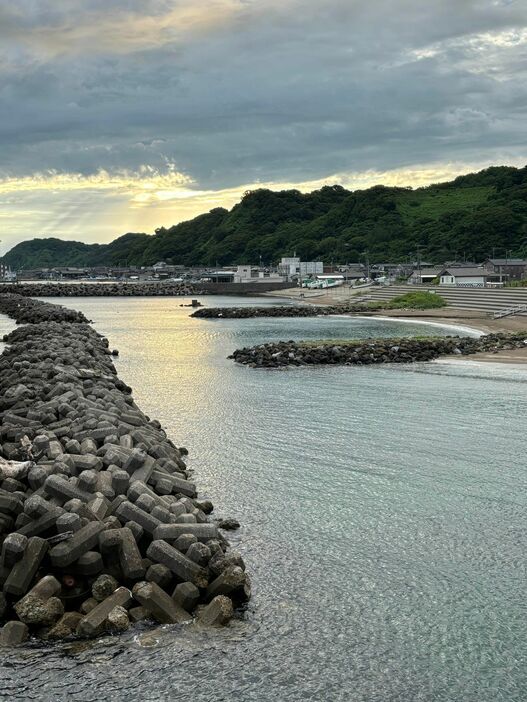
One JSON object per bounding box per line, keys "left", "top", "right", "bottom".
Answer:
{"left": 1, "top": 0, "right": 526, "bottom": 250}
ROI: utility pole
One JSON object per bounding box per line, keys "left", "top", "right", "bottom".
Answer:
{"left": 361, "top": 250, "right": 370, "bottom": 280}
{"left": 415, "top": 244, "right": 423, "bottom": 286}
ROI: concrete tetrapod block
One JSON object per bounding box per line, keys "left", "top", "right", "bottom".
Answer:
{"left": 149, "top": 470, "right": 196, "bottom": 498}
{"left": 172, "top": 582, "right": 200, "bottom": 612}
{"left": 46, "top": 612, "right": 83, "bottom": 640}
{"left": 115, "top": 501, "right": 161, "bottom": 536}
{"left": 107, "top": 605, "right": 129, "bottom": 633}
{"left": 3, "top": 536, "right": 48, "bottom": 597}
{"left": 49, "top": 522, "right": 106, "bottom": 568}
{"left": 146, "top": 564, "right": 172, "bottom": 589}
{"left": 16, "top": 509, "right": 62, "bottom": 538}
{"left": 76, "top": 587, "right": 132, "bottom": 637}
{"left": 127, "top": 481, "right": 170, "bottom": 509}
{"left": 0, "top": 621, "right": 29, "bottom": 646}
{"left": 92, "top": 574, "right": 119, "bottom": 602}
{"left": 1, "top": 533, "right": 28, "bottom": 568}
{"left": 197, "top": 595, "right": 234, "bottom": 627}
{"left": 117, "top": 527, "right": 145, "bottom": 580}
{"left": 45, "top": 474, "right": 92, "bottom": 504}
{"left": 131, "top": 581, "right": 191, "bottom": 625}
{"left": 70, "top": 551, "right": 104, "bottom": 576}
{"left": 15, "top": 595, "right": 64, "bottom": 626}
{"left": 205, "top": 566, "right": 247, "bottom": 601}
{"left": 153, "top": 523, "right": 219, "bottom": 543}
{"left": 146, "top": 540, "right": 208, "bottom": 588}
{"left": 128, "top": 605, "right": 150, "bottom": 623}
{"left": 98, "top": 527, "right": 145, "bottom": 580}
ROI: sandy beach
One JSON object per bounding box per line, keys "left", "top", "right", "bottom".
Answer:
{"left": 263, "top": 286, "right": 527, "bottom": 364}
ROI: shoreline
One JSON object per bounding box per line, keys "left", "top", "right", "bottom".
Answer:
{"left": 262, "top": 287, "right": 527, "bottom": 364}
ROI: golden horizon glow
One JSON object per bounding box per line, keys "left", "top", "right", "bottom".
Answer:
{"left": 0, "top": 157, "right": 525, "bottom": 250}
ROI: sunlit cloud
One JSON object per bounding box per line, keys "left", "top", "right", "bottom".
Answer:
{"left": 0, "top": 0, "right": 278, "bottom": 58}
{"left": 0, "top": 166, "right": 192, "bottom": 195}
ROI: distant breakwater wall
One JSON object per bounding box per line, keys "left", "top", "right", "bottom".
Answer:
{"left": 192, "top": 303, "right": 369, "bottom": 319}
{"left": 2, "top": 280, "right": 293, "bottom": 298}
{"left": 1, "top": 283, "right": 201, "bottom": 297}
{"left": 229, "top": 334, "right": 527, "bottom": 368}
{"left": 0, "top": 294, "right": 249, "bottom": 646}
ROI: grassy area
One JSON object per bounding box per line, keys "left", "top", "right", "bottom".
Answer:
{"left": 396, "top": 186, "right": 492, "bottom": 224}
{"left": 385, "top": 291, "right": 446, "bottom": 310}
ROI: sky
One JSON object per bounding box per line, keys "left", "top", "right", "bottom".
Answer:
{"left": 1, "top": 0, "right": 526, "bottom": 252}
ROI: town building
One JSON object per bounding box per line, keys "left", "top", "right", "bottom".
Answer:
{"left": 407, "top": 267, "right": 442, "bottom": 284}
{"left": 278, "top": 257, "right": 323, "bottom": 279}
{"left": 484, "top": 258, "right": 527, "bottom": 281}
{"left": 438, "top": 267, "right": 503, "bottom": 287}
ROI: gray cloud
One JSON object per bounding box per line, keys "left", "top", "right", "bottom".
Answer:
{"left": 0, "top": 0, "right": 526, "bottom": 190}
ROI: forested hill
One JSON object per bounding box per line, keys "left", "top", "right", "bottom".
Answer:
{"left": 5, "top": 165, "right": 527, "bottom": 269}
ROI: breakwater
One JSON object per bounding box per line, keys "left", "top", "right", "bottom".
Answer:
{"left": 0, "top": 294, "right": 249, "bottom": 646}
{"left": 192, "top": 303, "right": 372, "bottom": 318}
{"left": 2, "top": 282, "right": 201, "bottom": 297}
{"left": 229, "top": 334, "right": 527, "bottom": 368}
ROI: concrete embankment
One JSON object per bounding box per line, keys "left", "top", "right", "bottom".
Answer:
{"left": 1, "top": 283, "right": 201, "bottom": 297}
{"left": 192, "top": 303, "right": 369, "bottom": 318}
{"left": 228, "top": 334, "right": 527, "bottom": 368}
{"left": 0, "top": 294, "right": 249, "bottom": 646}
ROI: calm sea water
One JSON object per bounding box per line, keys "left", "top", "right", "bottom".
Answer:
{"left": 2, "top": 296, "right": 527, "bottom": 702}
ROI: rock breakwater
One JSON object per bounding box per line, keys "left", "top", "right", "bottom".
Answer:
{"left": 0, "top": 295, "right": 249, "bottom": 645}
{"left": 1, "top": 282, "right": 202, "bottom": 297}
{"left": 0, "top": 293, "right": 90, "bottom": 324}
{"left": 228, "top": 334, "right": 527, "bottom": 368}
{"left": 192, "top": 303, "right": 372, "bottom": 319}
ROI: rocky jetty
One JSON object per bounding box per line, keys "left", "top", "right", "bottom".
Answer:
{"left": 0, "top": 293, "right": 90, "bottom": 324}
{"left": 1, "top": 282, "right": 203, "bottom": 297}
{"left": 228, "top": 334, "right": 527, "bottom": 368}
{"left": 0, "top": 294, "right": 249, "bottom": 645}
{"left": 191, "top": 303, "right": 373, "bottom": 319}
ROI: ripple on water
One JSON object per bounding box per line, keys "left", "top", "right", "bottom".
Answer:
{"left": 1, "top": 297, "right": 527, "bottom": 701}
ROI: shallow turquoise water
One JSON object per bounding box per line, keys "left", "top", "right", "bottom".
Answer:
{"left": 2, "top": 297, "right": 527, "bottom": 702}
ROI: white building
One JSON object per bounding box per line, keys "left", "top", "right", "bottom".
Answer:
{"left": 300, "top": 261, "right": 323, "bottom": 276}
{"left": 439, "top": 267, "right": 491, "bottom": 287}
{"left": 233, "top": 266, "right": 285, "bottom": 283}
{"left": 279, "top": 257, "right": 323, "bottom": 278}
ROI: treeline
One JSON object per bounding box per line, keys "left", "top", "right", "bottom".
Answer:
{"left": 5, "top": 165, "right": 527, "bottom": 269}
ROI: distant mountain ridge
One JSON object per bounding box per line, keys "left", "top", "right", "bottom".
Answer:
{"left": 5, "top": 165, "right": 527, "bottom": 269}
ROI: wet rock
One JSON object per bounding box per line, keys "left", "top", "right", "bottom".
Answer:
{"left": 15, "top": 595, "right": 64, "bottom": 626}
{"left": 46, "top": 612, "right": 83, "bottom": 640}
{"left": 197, "top": 595, "right": 234, "bottom": 627}
{"left": 172, "top": 582, "right": 200, "bottom": 613}
{"left": 107, "top": 605, "right": 129, "bottom": 633}
{"left": 0, "top": 621, "right": 29, "bottom": 646}
{"left": 92, "top": 574, "right": 119, "bottom": 602}
{"left": 132, "top": 581, "right": 191, "bottom": 625}
{"left": 217, "top": 518, "right": 240, "bottom": 531}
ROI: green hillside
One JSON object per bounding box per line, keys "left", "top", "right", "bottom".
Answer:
{"left": 5, "top": 165, "right": 527, "bottom": 269}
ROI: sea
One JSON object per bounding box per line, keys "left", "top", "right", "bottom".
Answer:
{"left": 1, "top": 295, "right": 527, "bottom": 702}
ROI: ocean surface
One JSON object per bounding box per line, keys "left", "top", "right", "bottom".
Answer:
{"left": 2, "top": 296, "right": 527, "bottom": 702}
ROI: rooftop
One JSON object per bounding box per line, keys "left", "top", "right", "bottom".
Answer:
{"left": 440, "top": 267, "right": 488, "bottom": 277}
{"left": 487, "top": 258, "right": 527, "bottom": 266}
